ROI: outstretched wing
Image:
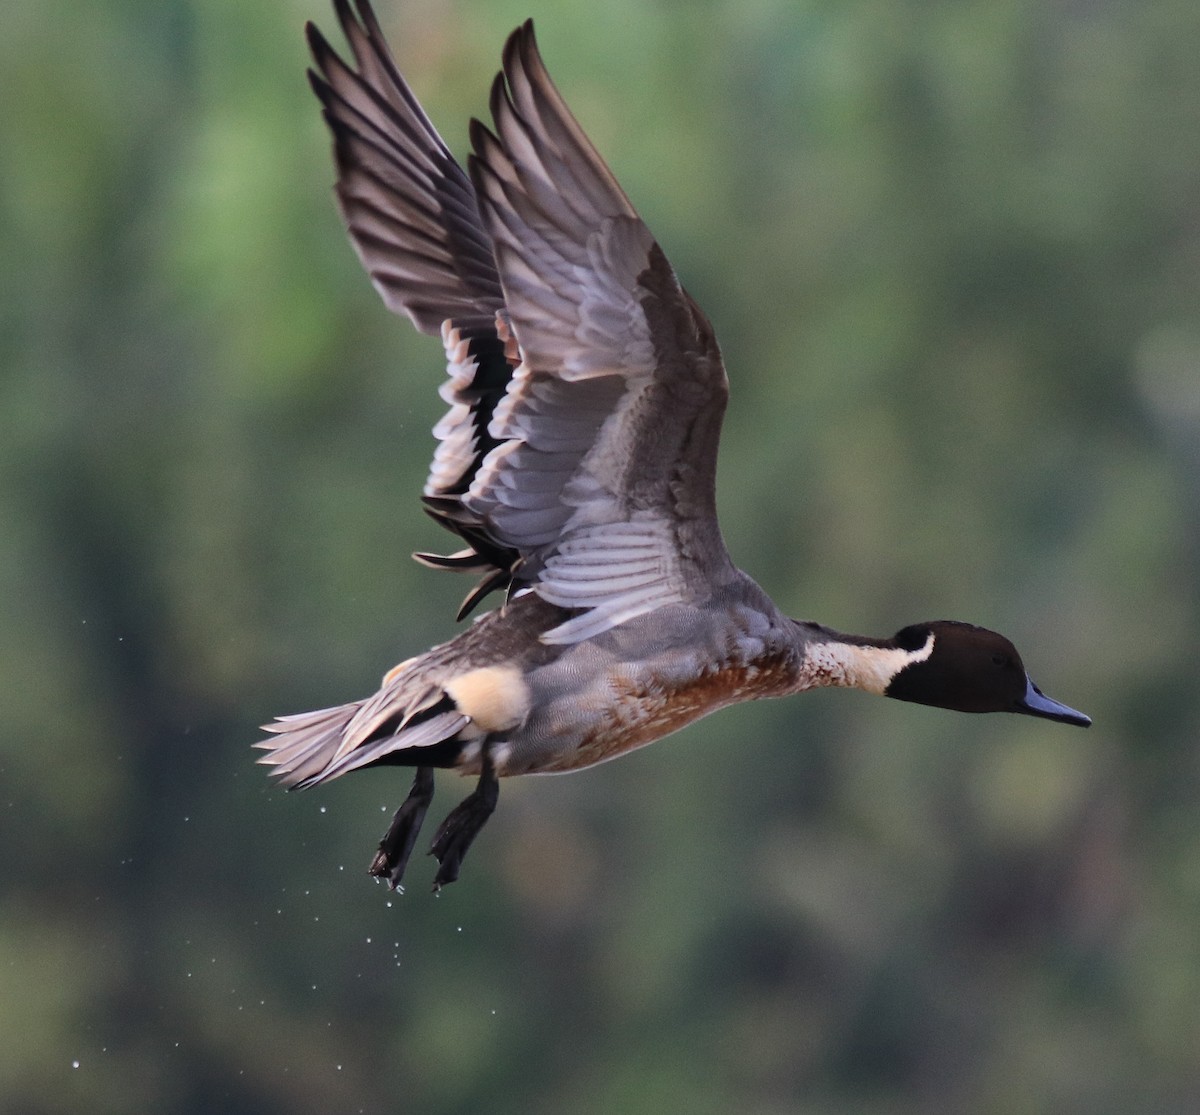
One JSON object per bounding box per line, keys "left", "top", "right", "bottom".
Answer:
{"left": 463, "top": 24, "right": 734, "bottom": 641}
{"left": 310, "top": 3, "right": 734, "bottom": 641}
{"left": 307, "top": 0, "right": 501, "bottom": 333}
{"left": 308, "top": 0, "right": 522, "bottom": 609}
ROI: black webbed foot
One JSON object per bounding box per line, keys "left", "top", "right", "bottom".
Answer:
{"left": 428, "top": 751, "right": 498, "bottom": 890}
{"left": 369, "top": 766, "right": 434, "bottom": 890}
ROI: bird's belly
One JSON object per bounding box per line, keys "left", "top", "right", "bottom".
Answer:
{"left": 512, "top": 655, "right": 798, "bottom": 775}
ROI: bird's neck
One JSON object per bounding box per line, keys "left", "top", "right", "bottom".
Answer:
{"left": 792, "top": 624, "right": 935, "bottom": 695}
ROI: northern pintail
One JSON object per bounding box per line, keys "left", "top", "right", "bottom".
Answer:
{"left": 258, "top": 0, "right": 1090, "bottom": 891}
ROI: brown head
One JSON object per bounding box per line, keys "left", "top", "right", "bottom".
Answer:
{"left": 883, "top": 621, "right": 1091, "bottom": 726}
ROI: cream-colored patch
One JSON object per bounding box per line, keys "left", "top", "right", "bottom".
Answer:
{"left": 444, "top": 666, "right": 531, "bottom": 732}
{"left": 805, "top": 633, "right": 935, "bottom": 695}
{"left": 381, "top": 657, "right": 417, "bottom": 686}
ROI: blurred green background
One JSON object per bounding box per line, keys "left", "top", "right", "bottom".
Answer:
{"left": 3, "top": 0, "right": 1199, "bottom": 1111}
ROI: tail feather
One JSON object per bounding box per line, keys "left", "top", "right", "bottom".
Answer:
{"left": 316, "top": 709, "right": 469, "bottom": 784}
{"left": 256, "top": 701, "right": 367, "bottom": 787}
{"left": 257, "top": 677, "right": 470, "bottom": 789}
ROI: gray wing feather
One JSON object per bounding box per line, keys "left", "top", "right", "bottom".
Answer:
{"left": 464, "top": 24, "right": 734, "bottom": 642}
{"left": 310, "top": 1, "right": 523, "bottom": 606}
{"left": 308, "top": 6, "right": 735, "bottom": 638}
{"left": 307, "top": 0, "right": 503, "bottom": 333}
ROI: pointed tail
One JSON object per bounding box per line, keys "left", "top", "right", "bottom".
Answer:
{"left": 256, "top": 679, "right": 470, "bottom": 789}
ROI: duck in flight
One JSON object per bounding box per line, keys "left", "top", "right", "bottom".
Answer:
{"left": 258, "top": 0, "right": 1090, "bottom": 891}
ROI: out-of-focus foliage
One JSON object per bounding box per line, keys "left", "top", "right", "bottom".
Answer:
{"left": 2, "top": 0, "right": 1199, "bottom": 1111}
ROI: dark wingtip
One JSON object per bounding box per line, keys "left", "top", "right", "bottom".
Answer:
{"left": 501, "top": 21, "right": 526, "bottom": 71}
{"left": 331, "top": 0, "right": 356, "bottom": 33}
{"left": 306, "top": 67, "right": 331, "bottom": 105}
{"left": 305, "top": 19, "right": 339, "bottom": 79}
{"left": 455, "top": 568, "right": 510, "bottom": 621}
{"left": 519, "top": 20, "right": 541, "bottom": 71}
{"left": 353, "top": 0, "right": 381, "bottom": 33}
{"left": 517, "top": 19, "right": 537, "bottom": 55}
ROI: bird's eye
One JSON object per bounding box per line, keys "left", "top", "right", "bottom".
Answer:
{"left": 991, "top": 653, "right": 1009, "bottom": 668}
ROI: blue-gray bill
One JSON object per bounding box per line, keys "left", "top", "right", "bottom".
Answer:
{"left": 1015, "top": 677, "right": 1091, "bottom": 726}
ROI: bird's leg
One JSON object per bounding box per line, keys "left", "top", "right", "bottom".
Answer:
{"left": 368, "top": 765, "right": 434, "bottom": 890}
{"left": 429, "top": 746, "right": 499, "bottom": 891}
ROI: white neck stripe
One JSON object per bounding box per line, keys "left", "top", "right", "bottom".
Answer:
{"left": 804, "top": 632, "right": 936, "bottom": 695}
